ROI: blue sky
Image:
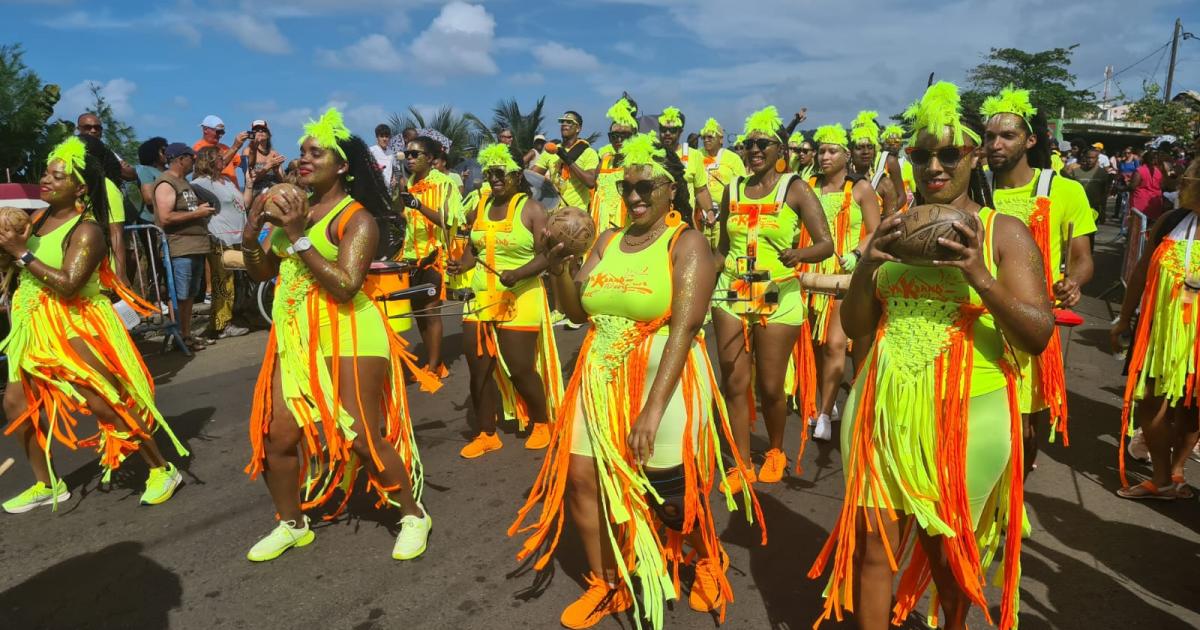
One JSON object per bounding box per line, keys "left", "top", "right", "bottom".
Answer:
{"left": 3, "top": 0, "right": 1198, "bottom": 155}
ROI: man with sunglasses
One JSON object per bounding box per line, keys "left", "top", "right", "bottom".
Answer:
{"left": 76, "top": 112, "right": 137, "bottom": 181}
{"left": 532, "top": 111, "right": 598, "bottom": 211}
{"left": 981, "top": 87, "right": 1095, "bottom": 473}
{"left": 657, "top": 106, "right": 715, "bottom": 226}
{"left": 193, "top": 115, "right": 249, "bottom": 190}
{"left": 698, "top": 117, "right": 745, "bottom": 241}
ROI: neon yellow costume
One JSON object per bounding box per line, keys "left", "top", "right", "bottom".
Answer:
{"left": 246, "top": 110, "right": 434, "bottom": 516}
{"left": 536, "top": 140, "right": 599, "bottom": 209}
{"left": 399, "top": 168, "right": 464, "bottom": 296}
{"left": 589, "top": 98, "right": 637, "bottom": 233}
{"left": 2, "top": 138, "right": 185, "bottom": 489}
{"left": 511, "top": 134, "right": 763, "bottom": 629}
{"left": 810, "top": 83, "right": 1025, "bottom": 630}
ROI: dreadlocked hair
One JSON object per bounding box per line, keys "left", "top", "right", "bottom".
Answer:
{"left": 1025, "top": 110, "right": 1052, "bottom": 170}
{"left": 338, "top": 134, "right": 392, "bottom": 219}
{"left": 74, "top": 143, "right": 113, "bottom": 251}
{"left": 79, "top": 134, "right": 122, "bottom": 182}
{"left": 661, "top": 145, "right": 694, "bottom": 226}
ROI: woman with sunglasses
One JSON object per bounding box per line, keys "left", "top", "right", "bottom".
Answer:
{"left": 810, "top": 82, "right": 1052, "bottom": 630}
{"left": 589, "top": 96, "right": 639, "bottom": 234}
{"left": 803, "top": 123, "right": 881, "bottom": 442}
{"left": 1, "top": 137, "right": 188, "bottom": 514}
{"left": 397, "top": 134, "right": 464, "bottom": 378}
{"left": 658, "top": 107, "right": 716, "bottom": 224}
{"left": 240, "top": 109, "right": 433, "bottom": 562}
{"left": 1112, "top": 158, "right": 1200, "bottom": 500}
{"left": 449, "top": 144, "right": 563, "bottom": 458}
{"left": 513, "top": 134, "right": 762, "bottom": 629}
{"left": 849, "top": 111, "right": 901, "bottom": 217}
{"left": 712, "top": 107, "right": 834, "bottom": 489}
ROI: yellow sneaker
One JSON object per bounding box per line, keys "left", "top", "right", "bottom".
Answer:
{"left": 560, "top": 573, "right": 632, "bottom": 629}
{"left": 524, "top": 423, "right": 551, "bottom": 450}
{"left": 460, "top": 432, "right": 502, "bottom": 459}
{"left": 757, "top": 449, "right": 787, "bottom": 483}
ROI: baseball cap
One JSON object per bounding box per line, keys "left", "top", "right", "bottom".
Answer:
{"left": 1092, "top": 142, "right": 1104, "bottom": 151}
{"left": 252, "top": 119, "right": 269, "bottom": 130}
{"left": 165, "top": 143, "right": 195, "bottom": 161}
{"left": 200, "top": 115, "right": 225, "bottom": 129}
{"left": 533, "top": 133, "right": 546, "bottom": 142}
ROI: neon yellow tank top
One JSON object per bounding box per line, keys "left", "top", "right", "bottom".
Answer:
{"left": 724, "top": 174, "right": 801, "bottom": 281}
{"left": 809, "top": 176, "right": 863, "bottom": 257}
{"left": 581, "top": 223, "right": 683, "bottom": 322}
{"left": 469, "top": 193, "right": 536, "bottom": 293}
{"left": 873, "top": 207, "right": 1006, "bottom": 395}
{"left": 21, "top": 212, "right": 101, "bottom": 298}
{"left": 269, "top": 196, "right": 374, "bottom": 320}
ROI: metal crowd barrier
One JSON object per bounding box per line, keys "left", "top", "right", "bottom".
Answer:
{"left": 125, "top": 223, "right": 191, "bottom": 355}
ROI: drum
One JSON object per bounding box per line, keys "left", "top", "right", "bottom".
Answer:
{"left": 471, "top": 288, "right": 516, "bottom": 322}
{"left": 722, "top": 270, "right": 780, "bottom": 317}
{"left": 364, "top": 261, "right": 413, "bottom": 332}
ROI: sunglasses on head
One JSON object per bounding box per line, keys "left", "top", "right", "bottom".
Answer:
{"left": 617, "top": 178, "right": 669, "bottom": 199}
{"left": 608, "top": 131, "right": 632, "bottom": 143}
{"left": 404, "top": 149, "right": 427, "bottom": 159}
{"left": 558, "top": 118, "right": 579, "bottom": 126}
{"left": 743, "top": 138, "right": 779, "bottom": 152}
{"left": 905, "top": 146, "right": 973, "bottom": 168}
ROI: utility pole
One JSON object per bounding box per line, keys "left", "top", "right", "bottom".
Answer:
{"left": 1164, "top": 18, "right": 1181, "bottom": 104}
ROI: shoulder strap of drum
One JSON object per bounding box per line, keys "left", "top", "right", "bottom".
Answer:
{"left": 984, "top": 169, "right": 994, "bottom": 192}
{"left": 870, "top": 151, "right": 888, "bottom": 188}
{"left": 775, "top": 173, "right": 796, "bottom": 206}
{"left": 1035, "top": 168, "right": 1054, "bottom": 198}
{"left": 727, "top": 175, "right": 742, "bottom": 208}
{"left": 562, "top": 140, "right": 590, "bottom": 164}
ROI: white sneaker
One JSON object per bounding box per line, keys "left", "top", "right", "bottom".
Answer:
{"left": 831, "top": 402, "right": 840, "bottom": 423}
{"left": 393, "top": 504, "right": 431, "bottom": 560}
{"left": 1127, "top": 429, "right": 1150, "bottom": 463}
{"left": 247, "top": 516, "right": 314, "bottom": 562}
{"left": 218, "top": 324, "right": 250, "bottom": 339}
{"left": 814, "top": 414, "right": 832, "bottom": 441}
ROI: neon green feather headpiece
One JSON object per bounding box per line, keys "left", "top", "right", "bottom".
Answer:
{"left": 849, "top": 110, "right": 880, "bottom": 149}
{"left": 657, "top": 106, "right": 683, "bottom": 127}
{"left": 300, "top": 107, "right": 351, "bottom": 160}
{"left": 742, "top": 106, "right": 783, "bottom": 138}
{"left": 619, "top": 133, "right": 673, "bottom": 182}
{"left": 699, "top": 118, "right": 723, "bottom": 137}
{"left": 788, "top": 131, "right": 805, "bottom": 146}
{"left": 477, "top": 143, "right": 520, "bottom": 173}
{"left": 980, "top": 84, "right": 1037, "bottom": 131}
{"left": 813, "top": 124, "right": 849, "bottom": 149}
{"left": 47, "top": 136, "right": 88, "bottom": 182}
{"left": 902, "top": 81, "right": 980, "bottom": 146}
{"left": 607, "top": 97, "right": 638, "bottom": 129}
{"left": 735, "top": 133, "right": 745, "bottom": 146}
{"left": 881, "top": 124, "right": 905, "bottom": 141}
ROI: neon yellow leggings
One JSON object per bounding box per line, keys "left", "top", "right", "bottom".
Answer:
{"left": 841, "top": 386, "right": 1012, "bottom": 526}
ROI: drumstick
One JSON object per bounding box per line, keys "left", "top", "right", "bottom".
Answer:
{"left": 0, "top": 457, "right": 14, "bottom": 478}
{"left": 1061, "top": 222, "right": 1075, "bottom": 280}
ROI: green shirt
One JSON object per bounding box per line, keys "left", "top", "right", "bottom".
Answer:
{"left": 536, "top": 141, "right": 599, "bottom": 209}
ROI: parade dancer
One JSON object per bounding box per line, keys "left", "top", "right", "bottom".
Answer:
{"left": 697, "top": 117, "right": 746, "bottom": 246}
{"left": 982, "top": 86, "right": 1095, "bottom": 470}
{"left": 241, "top": 109, "right": 433, "bottom": 562}
{"left": 712, "top": 106, "right": 834, "bottom": 489}
{"left": 589, "top": 96, "right": 639, "bottom": 234}
{"left": 809, "top": 82, "right": 1053, "bottom": 630}
{"left": 511, "top": 134, "right": 763, "bottom": 629}
{"left": 2, "top": 137, "right": 186, "bottom": 513}
{"left": 451, "top": 144, "right": 564, "bottom": 458}
{"left": 848, "top": 111, "right": 901, "bottom": 217}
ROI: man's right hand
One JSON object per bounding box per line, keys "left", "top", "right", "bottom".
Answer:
{"left": 233, "top": 131, "right": 250, "bottom": 146}
{"left": 196, "top": 202, "right": 215, "bottom": 218}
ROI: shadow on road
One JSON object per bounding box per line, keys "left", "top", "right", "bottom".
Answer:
{"left": 0, "top": 541, "right": 182, "bottom": 630}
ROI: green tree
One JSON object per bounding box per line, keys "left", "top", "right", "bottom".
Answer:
{"left": 388, "top": 106, "right": 480, "bottom": 166}
{"left": 471, "top": 97, "right": 546, "bottom": 156}
{"left": 83, "top": 82, "right": 139, "bottom": 162}
{"left": 964, "top": 46, "right": 1098, "bottom": 120}
{"left": 1125, "top": 82, "right": 1196, "bottom": 144}
{"left": 0, "top": 44, "right": 69, "bottom": 182}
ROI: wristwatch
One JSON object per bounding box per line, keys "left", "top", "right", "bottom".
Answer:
{"left": 287, "top": 237, "right": 313, "bottom": 255}
{"left": 14, "top": 251, "right": 34, "bottom": 268}
{"left": 406, "top": 195, "right": 421, "bottom": 209}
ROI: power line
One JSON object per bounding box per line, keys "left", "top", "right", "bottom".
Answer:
{"left": 1080, "top": 39, "right": 1173, "bottom": 92}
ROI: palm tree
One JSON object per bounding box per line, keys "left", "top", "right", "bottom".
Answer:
{"left": 471, "top": 97, "right": 547, "bottom": 157}
{"left": 388, "top": 106, "right": 481, "bottom": 167}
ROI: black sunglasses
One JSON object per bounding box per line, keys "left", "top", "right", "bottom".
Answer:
{"left": 617, "top": 179, "right": 669, "bottom": 199}
{"left": 905, "top": 146, "right": 973, "bottom": 168}
{"left": 483, "top": 167, "right": 508, "bottom": 180}
{"left": 659, "top": 126, "right": 683, "bottom": 135}
{"left": 404, "top": 149, "right": 427, "bottom": 159}
{"left": 743, "top": 138, "right": 779, "bottom": 152}
{"left": 608, "top": 131, "right": 632, "bottom": 143}
{"left": 79, "top": 124, "right": 102, "bottom": 132}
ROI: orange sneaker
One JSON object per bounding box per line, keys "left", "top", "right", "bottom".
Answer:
{"left": 720, "top": 466, "right": 756, "bottom": 494}
{"left": 757, "top": 449, "right": 787, "bottom": 483}
{"left": 524, "top": 423, "right": 551, "bottom": 450}
{"left": 459, "top": 432, "right": 502, "bottom": 459}
{"left": 436, "top": 364, "right": 450, "bottom": 378}
{"left": 689, "top": 552, "right": 729, "bottom": 612}
{"left": 560, "top": 574, "right": 632, "bottom": 629}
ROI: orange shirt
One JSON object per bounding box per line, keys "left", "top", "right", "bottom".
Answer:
{"left": 193, "top": 139, "right": 242, "bottom": 188}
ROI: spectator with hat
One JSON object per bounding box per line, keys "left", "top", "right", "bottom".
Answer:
{"left": 193, "top": 115, "right": 248, "bottom": 190}
{"left": 524, "top": 133, "right": 546, "bottom": 168}
{"left": 153, "top": 143, "right": 216, "bottom": 351}
{"left": 241, "top": 119, "right": 285, "bottom": 199}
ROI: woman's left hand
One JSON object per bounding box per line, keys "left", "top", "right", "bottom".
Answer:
{"left": 276, "top": 187, "right": 310, "bottom": 241}
{"left": 628, "top": 406, "right": 663, "bottom": 465}
{"left": 499, "top": 270, "right": 519, "bottom": 287}
{"left": 933, "top": 221, "right": 994, "bottom": 291}
{"left": 0, "top": 222, "right": 32, "bottom": 258}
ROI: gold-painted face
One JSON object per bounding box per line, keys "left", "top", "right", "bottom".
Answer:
{"left": 620, "top": 165, "right": 675, "bottom": 229}
{"left": 983, "top": 112, "right": 1035, "bottom": 173}
{"left": 39, "top": 160, "right": 83, "bottom": 207}
{"left": 297, "top": 137, "right": 343, "bottom": 188}
{"left": 743, "top": 132, "right": 781, "bottom": 175}
{"left": 911, "top": 128, "right": 978, "bottom": 205}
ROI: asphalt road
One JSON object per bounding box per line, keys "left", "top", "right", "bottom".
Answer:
{"left": 1, "top": 221, "right": 1197, "bottom": 630}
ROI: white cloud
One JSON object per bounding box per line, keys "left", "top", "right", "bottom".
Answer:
{"left": 211, "top": 13, "right": 291, "bottom": 54}
{"left": 612, "top": 41, "right": 639, "bottom": 57}
{"left": 532, "top": 42, "right": 601, "bottom": 72}
{"left": 318, "top": 34, "right": 406, "bottom": 72}
{"left": 410, "top": 2, "right": 498, "bottom": 78}
{"left": 509, "top": 72, "right": 545, "bottom": 86}
{"left": 53, "top": 78, "right": 138, "bottom": 121}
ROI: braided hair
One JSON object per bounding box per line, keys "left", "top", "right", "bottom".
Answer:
{"left": 337, "top": 134, "right": 392, "bottom": 219}
{"left": 68, "top": 137, "right": 114, "bottom": 251}
{"left": 660, "top": 145, "right": 694, "bottom": 227}
{"left": 1025, "top": 111, "right": 1052, "bottom": 170}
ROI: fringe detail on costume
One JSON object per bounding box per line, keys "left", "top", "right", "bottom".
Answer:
{"left": 510, "top": 317, "right": 765, "bottom": 630}
{"left": 1, "top": 278, "right": 186, "bottom": 493}
{"left": 808, "top": 304, "right": 1024, "bottom": 630}
{"left": 1029, "top": 197, "right": 1069, "bottom": 441}
{"left": 791, "top": 319, "right": 817, "bottom": 473}
{"left": 478, "top": 298, "right": 565, "bottom": 430}
{"left": 245, "top": 280, "right": 434, "bottom": 518}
